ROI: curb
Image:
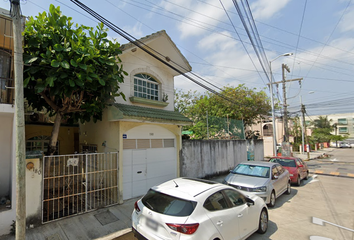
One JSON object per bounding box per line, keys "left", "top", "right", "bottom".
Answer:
{"left": 309, "top": 171, "right": 354, "bottom": 179}
{"left": 94, "top": 228, "right": 132, "bottom": 240}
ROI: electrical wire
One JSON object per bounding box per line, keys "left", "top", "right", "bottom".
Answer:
{"left": 232, "top": 0, "right": 271, "bottom": 85}
{"left": 219, "top": 0, "right": 266, "bottom": 86}
{"left": 304, "top": 0, "right": 353, "bottom": 78}
{"left": 290, "top": 0, "right": 307, "bottom": 79}
{"left": 29, "top": 0, "right": 354, "bottom": 81}
{"left": 68, "top": 0, "right": 238, "bottom": 104}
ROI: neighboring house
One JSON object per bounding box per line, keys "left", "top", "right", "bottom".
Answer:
{"left": 305, "top": 113, "right": 354, "bottom": 143}
{"left": 0, "top": 8, "right": 16, "bottom": 236}
{"left": 80, "top": 30, "right": 192, "bottom": 201}
{"left": 247, "top": 116, "right": 288, "bottom": 157}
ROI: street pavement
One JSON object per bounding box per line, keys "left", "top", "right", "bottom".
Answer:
{"left": 0, "top": 147, "right": 353, "bottom": 240}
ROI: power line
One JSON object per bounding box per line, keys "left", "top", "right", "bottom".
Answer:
{"left": 219, "top": 0, "right": 266, "bottom": 86}
{"left": 304, "top": 0, "right": 353, "bottom": 78}
{"left": 290, "top": 0, "right": 307, "bottom": 79}
{"left": 68, "top": 0, "right": 239, "bottom": 104}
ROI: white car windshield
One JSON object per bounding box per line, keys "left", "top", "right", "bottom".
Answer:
{"left": 231, "top": 164, "right": 270, "bottom": 178}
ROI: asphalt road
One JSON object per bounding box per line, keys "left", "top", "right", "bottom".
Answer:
{"left": 115, "top": 148, "right": 354, "bottom": 240}
{"left": 307, "top": 148, "right": 354, "bottom": 178}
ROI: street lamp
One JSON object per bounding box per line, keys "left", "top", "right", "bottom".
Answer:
{"left": 269, "top": 52, "right": 293, "bottom": 156}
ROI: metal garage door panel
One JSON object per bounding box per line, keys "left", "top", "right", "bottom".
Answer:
{"left": 123, "top": 150, "right": 133, "bottom": 184}
{"left": 123, "top": 182, "right": 132, "bottom": 200}
{"left": 133, "top": 149, "right": 147, "bottom": 165}
{"left": 123, "top": 150, "right": 133, "bottom": 200}
{"left": 146, "top": 148, "right": 176, "bottom": 186}
{"left": 132, "top": 179, "right": 148, "bottom": 198}
{"left": 132, "top": 150, "right": 147, "bottom": 197}
{"left": 146, "top": 148, "right": 176, "bottom": 163}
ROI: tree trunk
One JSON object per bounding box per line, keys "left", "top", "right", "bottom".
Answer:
{"left": 46, "top": 113, "right": 62, "bottom": 156}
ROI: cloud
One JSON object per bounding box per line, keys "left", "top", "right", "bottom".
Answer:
{"left": 198, "top": 31, "right": 236, "bottom": 51}
{"left": 159, "top": 0, "right": 234, "bottom": 38}
{"left": 250, "top": 0, "right": 291, "bottom": 20}
{"left": 190, "top": 31, "right": 266, "bottom": 91}
{"left": 338, "top": 5, "right": 354, "bottom": 33}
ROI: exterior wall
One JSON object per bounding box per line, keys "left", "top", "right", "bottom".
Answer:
{"left": 253, "top": 139, "right": 265, "bottom": 161}
{"left": 25, "top": 124, "right": 79, "bottom": 154}
{"left": 116, "top": 46, "right": 175, "bottom": 111}
{"left": 0, "top": 113, "right": 13, "bottom": 198}
{"left": 25, "top": 158, "right": 42, "bottom": 226}
{"left": 180, "top": 140, "right": 253, "bottom": 178}
{"left": 0, "top": 107, "right": 15, "bottom": 236}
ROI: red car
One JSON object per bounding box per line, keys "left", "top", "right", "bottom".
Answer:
{"left": 269, "top": 157, "right": 309, "bottom": 186}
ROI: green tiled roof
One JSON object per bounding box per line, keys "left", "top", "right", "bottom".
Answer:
{"left": 112, "top": 103, "right": 192, "bottom": 124}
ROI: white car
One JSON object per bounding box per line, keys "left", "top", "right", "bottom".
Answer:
{"left": 132, "top": 177, "right": 268, "bottom": 240}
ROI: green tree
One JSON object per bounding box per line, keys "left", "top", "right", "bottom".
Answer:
{"left": 23, "top": 5, "right": 127, "bottom": 155}
{"left": 175, "top": 85, "right": 271, "bottom": 139}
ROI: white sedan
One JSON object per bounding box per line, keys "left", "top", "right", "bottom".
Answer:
{"left": 132, "top": 177, "right": 268, "bottom": 240}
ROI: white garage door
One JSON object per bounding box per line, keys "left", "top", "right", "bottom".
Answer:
{"left": 122, "top": 125, "right": 177, "bottom": 200}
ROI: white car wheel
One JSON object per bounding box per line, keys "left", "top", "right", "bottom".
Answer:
{"left": 257, "top": 208, "right": 268, "bottom": 234}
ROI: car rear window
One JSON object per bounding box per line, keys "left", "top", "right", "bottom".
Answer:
{"left": 270, "top": 158, "right": 296, "bottom": 167}
{"left": 142, "top": 189, "right": 197, "bottom": 217}
{"left": 231, "top": 164, "right": 270, "bottom": 178}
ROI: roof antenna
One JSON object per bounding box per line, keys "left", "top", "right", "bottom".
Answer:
{"left": 173, "top": 180, "right": 179, "bottom": 188}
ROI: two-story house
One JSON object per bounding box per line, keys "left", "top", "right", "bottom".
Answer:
{"left": 79, "top": 30, "right": 192, "bottom": 201}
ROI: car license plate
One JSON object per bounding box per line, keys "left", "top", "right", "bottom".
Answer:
{"left": 146, "top": 218, "right": 158, "bottom": 231}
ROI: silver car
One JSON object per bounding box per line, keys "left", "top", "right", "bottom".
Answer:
{"left": 223, "top": 161, "right": 291, "bottom": 207}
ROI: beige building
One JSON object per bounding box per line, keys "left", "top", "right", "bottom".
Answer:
{"left": 80, "top": 30, "right": 192, "bottom": 201}
{"left": 305, "top": 113, "right": 354, "bottom": 143}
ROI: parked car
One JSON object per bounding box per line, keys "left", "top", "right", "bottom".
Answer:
{"left": 269, "top": 157, "right": 309, "bottom": 186}
{"left": 132, "top": 177, "right": 268, "bottom": 240}
{"left": 340, "top": 142, "right": 352, "bottom": 148}
{"left": 223, "top": 161, "right": 291, "bottom": 207}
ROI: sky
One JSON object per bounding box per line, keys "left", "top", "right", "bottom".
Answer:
{"left": 1, "top": 0, "right": 354, "bottom": 117}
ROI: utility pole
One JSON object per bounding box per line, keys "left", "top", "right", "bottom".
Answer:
{"left": 267, "top": 70, "right": 303, "bottom": 156}
{"left": 282, "top": 64, "right": 290, "bottom": 142}
{"left": 301, "top": 104, "right": 310, "bottom": 160}
{"left": 11, "top": 0, "right": 26, "bottom": 239}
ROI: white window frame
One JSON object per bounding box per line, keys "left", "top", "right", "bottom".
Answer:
{"left": 133, "top": 73, "right": 159, "bottom": 101}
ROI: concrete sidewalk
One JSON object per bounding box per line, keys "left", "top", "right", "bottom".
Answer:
{"left": 0, "top": 197, "right": 139, "bottom": 240}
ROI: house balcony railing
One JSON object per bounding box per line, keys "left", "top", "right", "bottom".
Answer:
{"left": 0, "top": 77, "right": 14, "bottom": 104}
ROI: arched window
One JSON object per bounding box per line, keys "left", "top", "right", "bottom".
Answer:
{"left": 263, "top": 124, "right": 273, "bottom": 137}
{"left": 133, "top": 73, "right": 159, "bottom": 101}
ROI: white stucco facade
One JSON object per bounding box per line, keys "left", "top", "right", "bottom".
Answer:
{"left": 80, "top": 30, "right": 192, "bottom": 202}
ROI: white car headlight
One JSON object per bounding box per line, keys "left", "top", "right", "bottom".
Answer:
{"left": 252, "top": 186, "right": 267, "bottom": 192}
